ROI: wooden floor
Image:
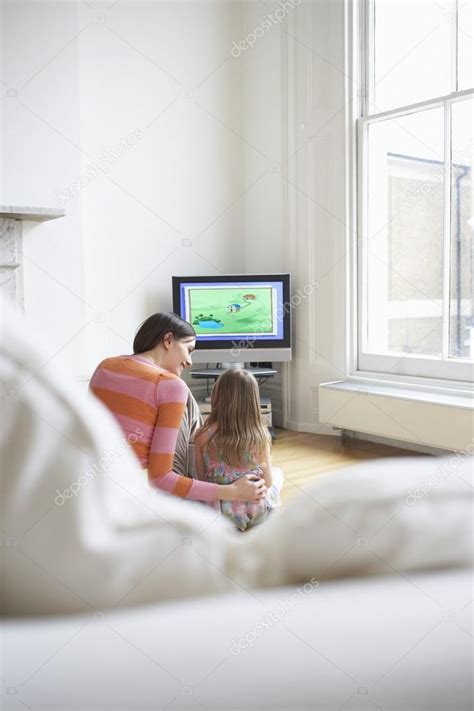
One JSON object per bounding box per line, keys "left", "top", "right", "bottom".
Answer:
{"left": 272, "top": 428, "right": 416, "bottom": 502}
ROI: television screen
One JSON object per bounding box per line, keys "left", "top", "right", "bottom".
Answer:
{"left": 172, "top": 274, "right": 291, "bottom": 352}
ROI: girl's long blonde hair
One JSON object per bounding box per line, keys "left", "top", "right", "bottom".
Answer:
{"left": 199, "top": 369, "right": 270, "bottom": 466}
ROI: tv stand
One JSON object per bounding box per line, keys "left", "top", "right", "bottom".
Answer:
{"left": 191, "top": 366, "right": 277, "bottom": 380}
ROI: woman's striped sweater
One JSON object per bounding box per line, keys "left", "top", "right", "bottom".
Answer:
{"left": 89, "top": 354, "right": 218, "bottom": 502}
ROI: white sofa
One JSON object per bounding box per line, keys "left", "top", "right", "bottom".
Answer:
{"left": 2, "top": 567, "right": 472, "bottom": 710}
{"left": 1, "top": 303, "right": 473, "bottom": 709}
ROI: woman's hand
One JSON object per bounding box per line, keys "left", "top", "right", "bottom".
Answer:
{"left": 218, "top": 475, "right": 267, "bottom": 502}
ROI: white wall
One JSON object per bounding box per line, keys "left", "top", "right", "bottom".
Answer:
{"left": 1, "top": 0, "right": 87, "bottom": 378}
{"left": 240, "top": 0, "right": 348, "bottom": 431}
{"left": 77, "top": 0, "right": 250, "bottom": 374}
{"left": 1, "top": 0, "right": 248, "bottom": 379}
{"left": 239, "top": 1, "right": 287, "bottom": 425}
{"left": 242, "top": 0, "right": 286, "bottom": 271}
{"left": 1, "top": 0, "right": 348, "bottom": 433}
{"left": 284, "top": 0, "right": 348, "bottom": 432}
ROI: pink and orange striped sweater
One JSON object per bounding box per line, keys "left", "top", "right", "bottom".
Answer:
{"left": 89, "top": 354, "right": 218, "bottom": 502}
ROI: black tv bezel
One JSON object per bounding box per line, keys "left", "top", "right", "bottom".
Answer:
{"left": 172, "top": 274, "right": 291, "bottom": 351}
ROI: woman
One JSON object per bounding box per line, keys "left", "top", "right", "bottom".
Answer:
{"left": 89, "top": 312, "right": 266, "bottom": 504}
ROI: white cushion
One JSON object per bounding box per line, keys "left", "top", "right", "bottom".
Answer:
{"left": 231, "top": 454, "right": 474, "bottom": 588}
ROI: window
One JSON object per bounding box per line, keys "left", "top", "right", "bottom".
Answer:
{"left": 357, "top": 0, "right": 473, "bottom": 382}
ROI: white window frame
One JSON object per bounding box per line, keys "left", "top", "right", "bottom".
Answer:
{"left": 351, "top": 0, "right": 474, "bottom": 387}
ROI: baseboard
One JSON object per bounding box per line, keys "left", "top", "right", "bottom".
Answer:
{"left": 350, "top": 431, "right": 451, "bottom": 456}
{"left": 284, "top": 420, "right": 339, "bottom": 436}
{"left": 281, "top": 422, "right": 450, "bottom": 455}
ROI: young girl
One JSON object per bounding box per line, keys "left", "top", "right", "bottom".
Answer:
{"left": 194, "top": 369, "right": 280, "bottom": 531}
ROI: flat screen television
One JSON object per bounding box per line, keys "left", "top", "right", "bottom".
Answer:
{"left": 172, "top": 274, "right": 291, "bottom": 363}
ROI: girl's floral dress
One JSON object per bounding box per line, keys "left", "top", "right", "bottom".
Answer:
{"left": 202, "top": 435, "right": 278, "bottom": 531}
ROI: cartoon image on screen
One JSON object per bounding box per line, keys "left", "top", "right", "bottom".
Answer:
{"left": 184, "top": 286, "right": 276, "bottom": 336}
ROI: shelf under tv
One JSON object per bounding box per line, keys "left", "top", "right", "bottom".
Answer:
{"left": 190, "top": 367, "right": 277, "bottom": 379}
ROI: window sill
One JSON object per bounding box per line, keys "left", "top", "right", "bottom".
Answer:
{"left": 321, "top": 379, "right": 473, "bottom": 410}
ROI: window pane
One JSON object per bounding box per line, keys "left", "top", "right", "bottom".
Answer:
{"left": 449, "top": 98, "right": 473, "bottom": 359}
{"left": 458, "top": 0, "right": 473, "bottom": 90}
{"left": 374, "top": 0, "right": 452, "bottom": 112}
{"left": 366, "top": 107, "right": 445, "bottom": 357}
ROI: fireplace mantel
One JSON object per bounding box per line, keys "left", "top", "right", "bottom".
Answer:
{"left": 0, "top": 206, "right": 65, "bottom": 221}
{"left": 0, "top": 206, "right": 65, "bottom": 307}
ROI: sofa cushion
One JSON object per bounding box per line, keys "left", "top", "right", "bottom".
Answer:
{"left": 231, "top": 454, "right": 474, "bottom": 587}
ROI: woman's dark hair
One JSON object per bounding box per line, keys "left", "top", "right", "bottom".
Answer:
{"left": 133, "top": 312, "right": 196, "bottom": 354}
